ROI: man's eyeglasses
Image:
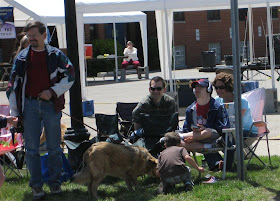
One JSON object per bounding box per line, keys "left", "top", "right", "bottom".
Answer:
{"left": 214, "top": 85, "right": 226, "bottom": 90}
{"left": 150, "top": 87, "right": 163, "bottom": 91}
{"left": 26, "top": 34, "right": 41, "bottom": 39}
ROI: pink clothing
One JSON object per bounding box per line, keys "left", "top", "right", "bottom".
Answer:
{"left": 121, "top": 59, "right": 141, "bottom": 69}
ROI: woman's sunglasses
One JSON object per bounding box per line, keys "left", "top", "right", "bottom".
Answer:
{"left": 150, "top": 87, "right": 163, "bottom": 91}
{"left": 214, "top": 85, "right": 226, "bottom": 90}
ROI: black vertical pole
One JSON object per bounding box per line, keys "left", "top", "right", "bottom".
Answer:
{"left": 64, "top": 0, "right": 83, "bottom": 129}
{"left": 64, "top": 0, "right": 90, "bottom": 170}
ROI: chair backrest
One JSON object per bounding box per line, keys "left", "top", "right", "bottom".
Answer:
{"left": 0, "top": 105, "right": 11, "bottom": 135}
{"left": 140, "top": 112, "right": 179, "bottom": 137}
{"left": 241, "top": 87, "right": 266, "bottom": 134}
{"left": 223, "top": 102, "right": 235, "bottom": 128}
{"left": 116, "top": 102, "right": 138, "bottom": 121}
{"left": 95, "top": 113, "right": 119, "bottom": 136}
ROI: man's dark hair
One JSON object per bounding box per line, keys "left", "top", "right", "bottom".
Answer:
{"left": 24, "top": 21, "right": 46, "bottom": 34}
{"left": 164, "top": 132, "right": 181, "bottom": 147}
{"left": 149, "top": 76, "right": 166, "bottom": 88}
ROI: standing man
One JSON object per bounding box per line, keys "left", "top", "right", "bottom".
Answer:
{"left": 7, "top": 21, "right": 75, "bottom": 200}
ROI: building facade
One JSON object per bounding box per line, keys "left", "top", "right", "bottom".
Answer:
{"left": 1, "top": 7, "right": 279, "bottom": 69}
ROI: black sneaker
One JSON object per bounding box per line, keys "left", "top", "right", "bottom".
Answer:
{"left": 212, "top": 136, "right": 225, "bottom": 148}
{"left": 31, "top": 187, "right": 46, "bottom": 200}
{"left": 50, "top": 186, "right": 62, "bottom": 195}
{"left": 158, "top": 182, "right": 174, "bottom": 194}
{"left": 184, "top": 183, "right": 193, "bottom": 192}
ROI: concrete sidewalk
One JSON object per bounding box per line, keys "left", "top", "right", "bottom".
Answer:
{"left": 0, "top": 67, "right": 279, "bottom": 156}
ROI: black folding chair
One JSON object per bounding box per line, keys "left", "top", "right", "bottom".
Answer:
{"left": 116, "top": 102, "right": 138, "bottom": 138}
{"left": 95, "top": 113, "right": 120, "bottom": 142}
{"left": 137, "top": 112, "right": 179, "bottom": 156}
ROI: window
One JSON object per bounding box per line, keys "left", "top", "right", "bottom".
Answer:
{"left": 174, "top": 12, "right": 185, "bottom": 22}
{"left": 272, "top": 7, "right": 278, "bottom": 19}
{"left": 207, "top": 10, "right": 220, "bottom": 21}
{"left": 174, "top": 45, "right": 186, "bottom": 68}
{"left": 239, "top": 8, "right": 248, "bottom": 21}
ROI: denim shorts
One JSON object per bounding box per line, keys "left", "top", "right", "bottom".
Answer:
{"left": 162, "top": 167, "right": 192, "bottom": 186}
{"left": 199, "top": 129, "right": 220, "bottom": 144}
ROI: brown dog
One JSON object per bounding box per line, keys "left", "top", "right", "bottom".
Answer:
{"left": 72, "top": 142, "right": 158, "bottom": 199}
{"left": 40, "top": 123, "right": 68, "bottom": 149}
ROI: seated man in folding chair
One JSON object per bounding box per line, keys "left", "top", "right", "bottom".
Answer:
{"left": 179, "top": 79, "right": 234, "bottom": 171}
{"left": 0, "top": 115, "right": 18, "bottom": 188}
{"left": 131, "top": 76, "right": 176, "bottom": 153}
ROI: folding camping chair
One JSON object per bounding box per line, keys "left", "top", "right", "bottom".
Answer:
{"left": 0, "top": 105, "right": 25, "bottom": 178}
{"left": 241, "top": 87, "right": 271, "bottom": 168}
{"left": 191, "top": 128, "right": 236, "bottom": 180}
{"left": 0, "top": 133, "right": 24, "bottom": 178}
{"left": 190, "top": 102, "right": 236, "bottom": 180}
{"left": 137, "top": 112, "right": 179, "bottom": 155}
{"left": 116, "top": 102, "right": 138, "bottom": 138}
{"left": 95, "top": 113, "right": 120, "bottom": 142}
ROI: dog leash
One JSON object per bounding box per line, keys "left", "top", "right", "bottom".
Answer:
{"left": 62, "top": 111, "right": 98, "bottom": 132}
{"left": 62, "top": 111, "right": 122, "bottom": 143}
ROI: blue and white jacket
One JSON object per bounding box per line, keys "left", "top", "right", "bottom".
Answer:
{"left": 183, "top": 97, "right": 229, "bottom": 135}
{"left": 6, "top": 44, "right": 75, "bottom": 117}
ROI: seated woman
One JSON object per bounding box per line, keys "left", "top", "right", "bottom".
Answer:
{"left": 213, "top": 72, "right": 258, "bottom": 136}
{"left": 121, "top": 41, "right": 141, "bottom": 79}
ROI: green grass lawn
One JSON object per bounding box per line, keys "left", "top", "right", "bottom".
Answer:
{"left": 1, "top": 156, "right": 280, "bottom": 201}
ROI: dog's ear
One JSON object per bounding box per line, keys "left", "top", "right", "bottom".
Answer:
{"left": 146, "top": 158, "right": 158, "bottom": 177}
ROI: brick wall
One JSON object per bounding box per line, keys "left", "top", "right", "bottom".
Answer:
{"left": 146, "top": 8, "right": 280, "bottom": 67}
{"left": 175, "top": 8, "right": 280, "bottom": 67}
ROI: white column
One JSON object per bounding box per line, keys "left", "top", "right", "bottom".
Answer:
{"left": 113, "top": 23, "right": 118, "bottom": 82}
{"left": 267, "top": 3, "right": 275, "bottom": 89}
{"left": 248, "top": 6, "right": 254, "bottom": 80}
{"left": 76, "top": 12, "right": 87, "bottom": 100}
{"left": 56, "top": 24, "right": 67, "bottom": 48}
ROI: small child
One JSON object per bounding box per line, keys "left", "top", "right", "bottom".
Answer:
{"left": 156, "top": 132, "right": 204, "bottom": 194}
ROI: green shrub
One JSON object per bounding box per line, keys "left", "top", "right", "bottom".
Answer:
{"left": 86, "top": 39, "right": 123, "bottom": 77}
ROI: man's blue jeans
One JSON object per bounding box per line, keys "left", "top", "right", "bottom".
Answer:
{"left": 23, "top": 98, "right": 62, "bottom": 188}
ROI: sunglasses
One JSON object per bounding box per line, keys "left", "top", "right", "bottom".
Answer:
{"left": 214, "top": 85, "right": 226, "bottom": 90}
{"left": 150, "top": 87, "right": 163, "bottom": 91}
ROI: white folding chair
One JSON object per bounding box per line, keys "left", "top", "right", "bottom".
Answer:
{"left": 191, "top": 103, "right": 236, "bottom": 180}
{"left": 241, "top": 87, "right": 271, "bottom": 167}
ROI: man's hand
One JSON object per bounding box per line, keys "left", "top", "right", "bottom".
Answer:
{"left": 6, "top": 116, "right": 18, "bottom": 127}
{"left": 39, "top": 90, "right": 52, "bottom": 100}
{"left": 184, "top": 136, "right": 194, "bottom": 143}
